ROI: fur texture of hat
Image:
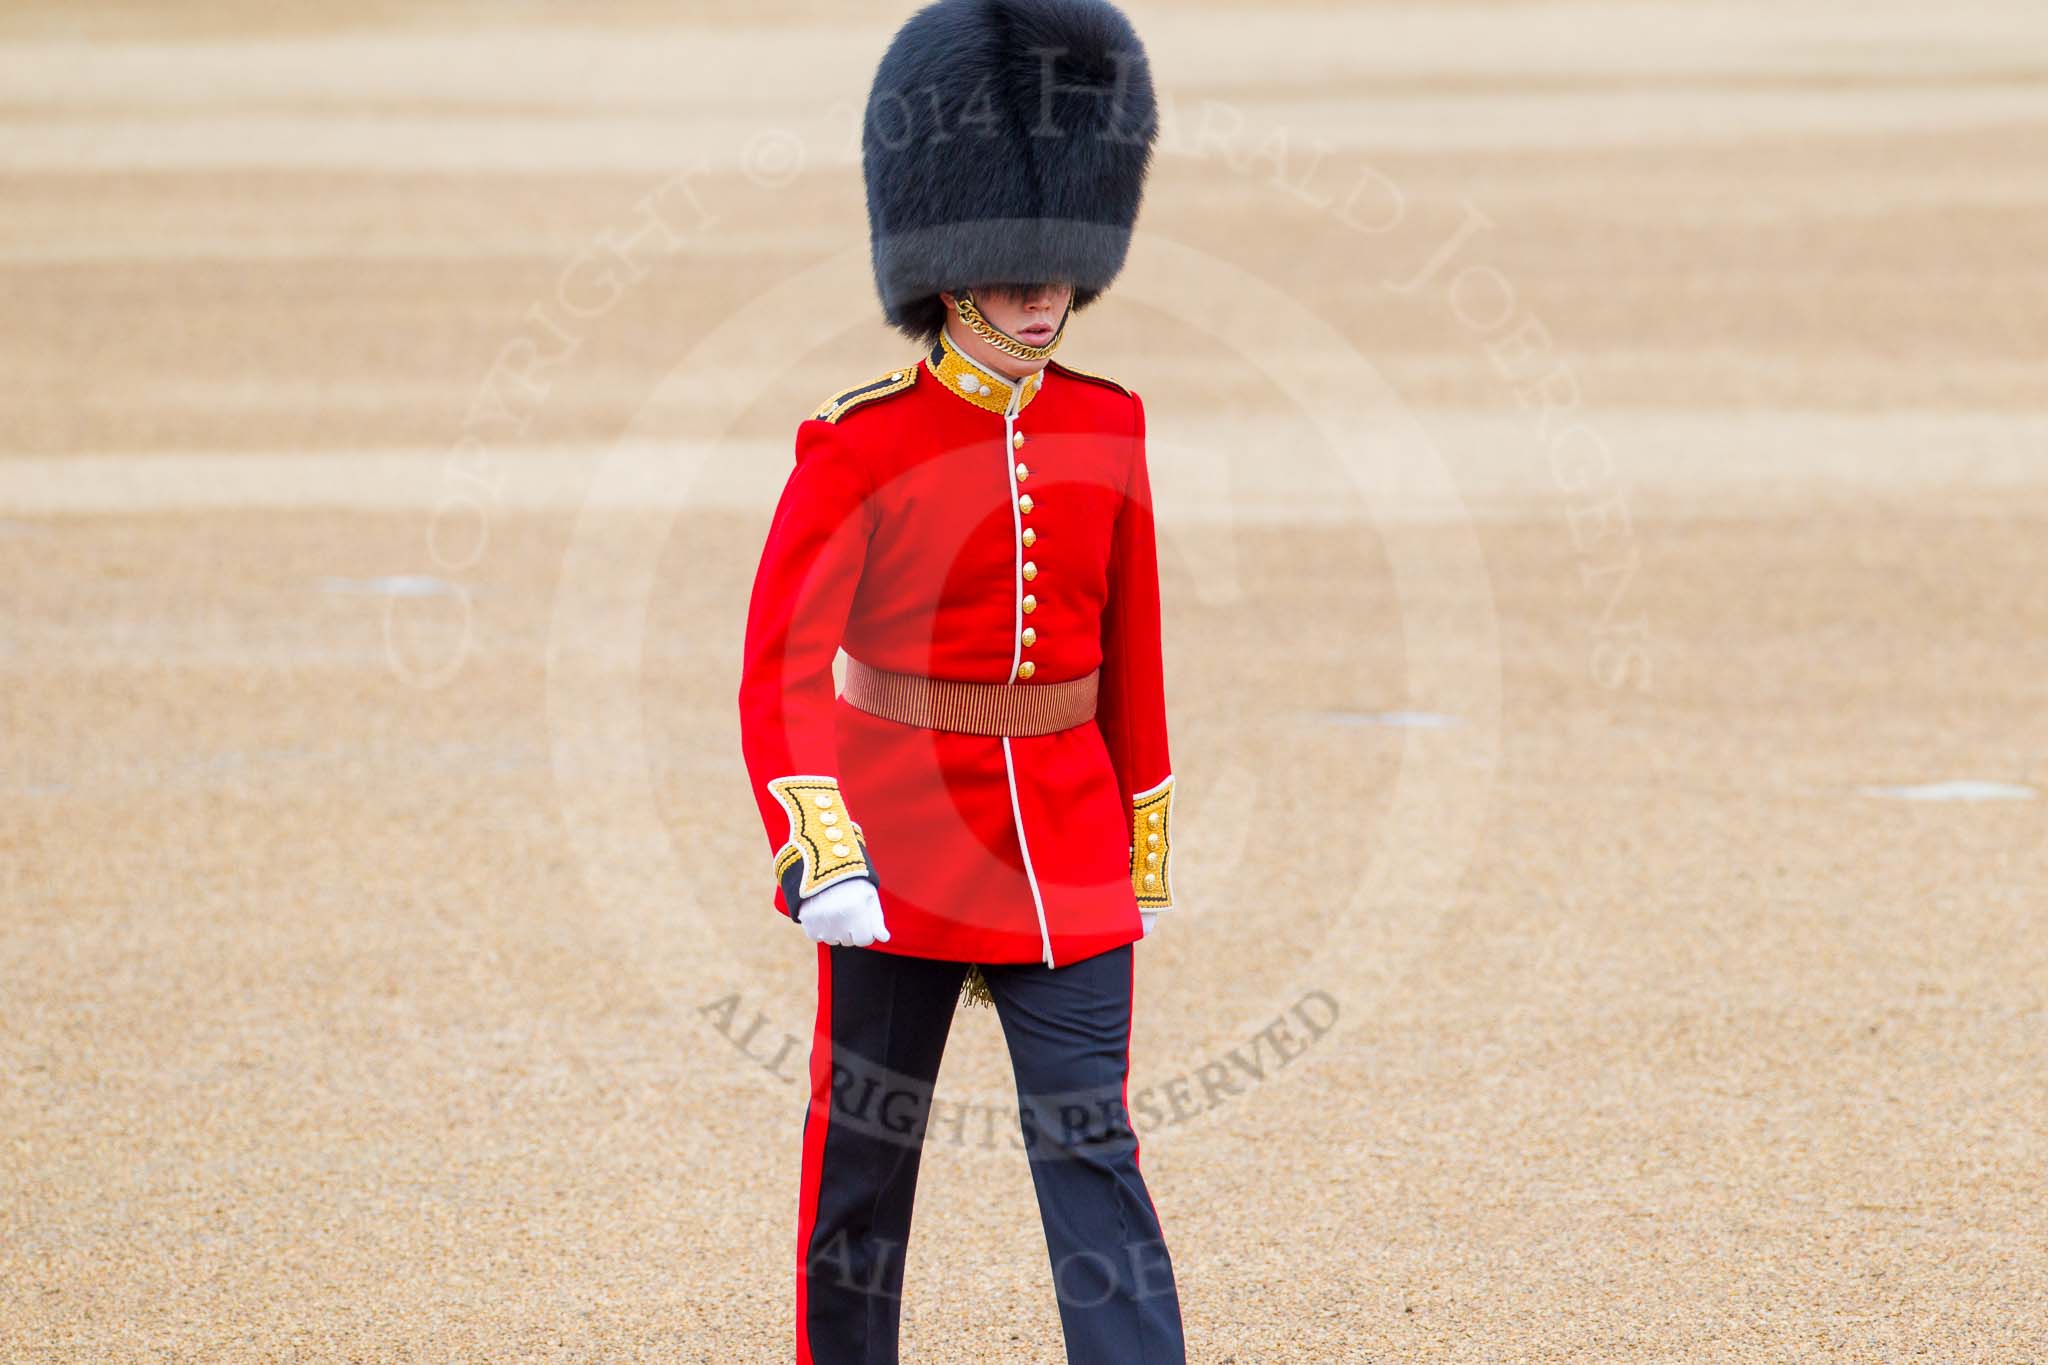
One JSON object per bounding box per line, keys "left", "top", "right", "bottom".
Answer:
{"left": 861, "top": 0, "right": 1159, "bottom": 343}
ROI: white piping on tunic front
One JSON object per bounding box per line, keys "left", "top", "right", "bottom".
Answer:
{"left": 950, "top": 358, "right": 1048, "bottom": 965}
{"left": 1002, "top": 379, "right": 1025, "bottom": 686}
{"left": 1002, "top": 734, "right": 1055, "bottom": 968}
{"left": 1000, "top": 372, "right": 1054, "bottom": 966}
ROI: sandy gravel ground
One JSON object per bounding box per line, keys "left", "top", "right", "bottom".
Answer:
{"left": 5, "top": 2, "right": 2046, "bottom": 1361}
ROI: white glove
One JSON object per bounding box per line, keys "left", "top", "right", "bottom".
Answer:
{"left": 1141, "top": 911, "right": 1159, "bottom": 939}
{"left": 796, "top": 877, "right": 890, "bottom": 947}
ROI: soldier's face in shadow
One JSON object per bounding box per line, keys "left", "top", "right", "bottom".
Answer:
{"left": 938, "top": 280, "right": 1074, "bottom": 378}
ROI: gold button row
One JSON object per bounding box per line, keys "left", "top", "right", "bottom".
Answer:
{"left": 813, "top": 791, "right": 852, "bottom": 857}
{"left": 1018, "top": 437, "right": 1039, "bottom": 680}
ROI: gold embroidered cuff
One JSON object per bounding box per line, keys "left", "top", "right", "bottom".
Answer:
{"left": 1129, "top": 775, "right": 1174, "bottom": 908}
{"left": 768, "top": 775, "right": 873, "bottom": 901}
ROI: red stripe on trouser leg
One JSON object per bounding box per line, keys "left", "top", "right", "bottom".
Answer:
{"left": 795, "top": 942, "right": 833, "bottom": 1365}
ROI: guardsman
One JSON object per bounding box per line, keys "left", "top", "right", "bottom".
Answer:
{"left": 736, "top": 1, "right": 1185, "bottom": 1360}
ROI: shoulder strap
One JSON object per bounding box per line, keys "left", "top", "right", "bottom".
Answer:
{"left": 1046, "top": 358, "right": 1130, "bottom": 396}
{"left": 812, "top": 365, "right": 918, "bottom": 423}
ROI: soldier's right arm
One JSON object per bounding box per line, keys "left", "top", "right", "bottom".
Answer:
{"left": 737, "top": 418, "right": 880, "bottom": 920}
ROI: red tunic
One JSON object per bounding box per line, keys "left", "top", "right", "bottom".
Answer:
{"left": 737, "top": 331, "right": 1176, "bottom": 967}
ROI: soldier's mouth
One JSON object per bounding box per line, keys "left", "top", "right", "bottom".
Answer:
{"left": 1017, "top": 324, "right": 1055, "bottom": 342}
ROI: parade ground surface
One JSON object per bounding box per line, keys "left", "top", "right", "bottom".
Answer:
{"left": 5, "top": 1, "right": 2046, "bottom": 1360}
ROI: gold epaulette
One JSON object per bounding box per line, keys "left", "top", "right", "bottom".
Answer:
{"left": 1047, "top": 358, "right": 1130, "bottom": 396}
{"left": 811, "top": 365, "right": 918, "bottom": 423}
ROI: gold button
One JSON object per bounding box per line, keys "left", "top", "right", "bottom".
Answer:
{"left": 821, "top": 811, "right": 838, "bottom": 825}
{"left": 815, "top": 794, "right": 833, "bottom": 808}
{"left": 1021, "top": 594, "right": 1036, "bottom": 613}
{"left": 1021, "top": 627, "right": 1036, "bottom": 646}
{"left": 1018, "top": 661, "right": 1036, "bottom": 679}
{"left": 1018, "top": 494, "right": 1034, "bottom": 514}
{"left": 890, "top": 372, "right": 902, "bottom": 381}
{"left": 1146, "top": 851, "right": 1161, "bottom": 867}
{"left": 1012, "top": 432, "right": 1025, "bottom": 449}
{"left": 1022, "top": 561, "right": 1037, "bottom": 581}
{"left": 1147, "top": 833, "right": 1160, "bottom": 848}
{"left": 1143, "top": 873, "right": 1158, "bottom": 887}
{"left": 1147, "top": 812, "right": 1161, "bottom": 828}
{"left": 831, "top": 843, "right": 851, "bottom": 857}
{"left": 1021, "top": 528, "right": 1036, "bottom": 547}
{"left": 1015, "top": 462, "right": 1030, "bottom": 481}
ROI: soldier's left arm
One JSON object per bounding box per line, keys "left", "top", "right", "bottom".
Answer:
{"left": 1095, "top": 389, "right": 1176, "bottom": 914}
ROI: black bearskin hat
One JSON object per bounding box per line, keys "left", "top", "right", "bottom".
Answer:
{"left": 861, "top": 0, "right": 1159, "bottom": 343}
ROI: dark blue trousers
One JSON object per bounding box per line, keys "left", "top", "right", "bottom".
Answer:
{"left": 794, "top": 940, "right": 1185, "bottom": 1364}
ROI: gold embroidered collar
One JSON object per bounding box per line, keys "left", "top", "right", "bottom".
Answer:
{"left": 925, "top": 329, "right": 1046, "bottom": 417}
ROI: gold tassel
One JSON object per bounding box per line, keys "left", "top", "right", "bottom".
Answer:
{"left": 960, "top": 964, "right": 995, "bottom": 1009}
